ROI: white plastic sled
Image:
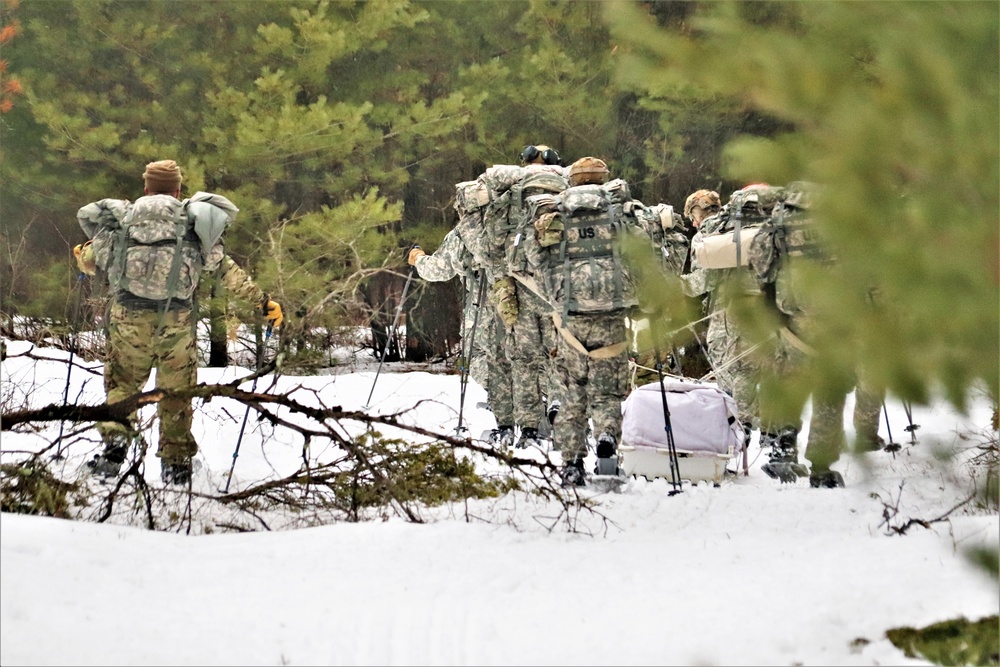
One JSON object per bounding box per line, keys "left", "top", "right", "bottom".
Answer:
{"left": 620, "top": 379, "right": 746, "bottom": 484}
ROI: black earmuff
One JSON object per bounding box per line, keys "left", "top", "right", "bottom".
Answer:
{"left": 540, "top": 148, "right": 561, "bottom": 166}
{"left": 520, "top": 145, "right": 541, "bottom": 164}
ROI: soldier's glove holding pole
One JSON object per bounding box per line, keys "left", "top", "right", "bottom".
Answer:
{"left": 493, "top": 276, "right": 519, "bottom": 328}
{"left": 73, "top": 240, "right": 97, "bottom": 276}
{"left": 407, "top": 245, "right": 426, "bottom": 266}
{"left": 260, "top": 295, "right": 283, "bottom": 331}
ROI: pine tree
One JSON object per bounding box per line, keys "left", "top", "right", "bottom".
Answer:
{"left": 606, "top": 0, "right": 999, "bottom": 411}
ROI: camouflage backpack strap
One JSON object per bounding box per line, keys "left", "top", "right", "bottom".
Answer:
{"left": 159, "top": 204, "right": 199, "bottom": 319}
{"left": 550, "top": 310, "right": 629, "bottom": 360}
{"left": 609, "top": 205, "right": 626, "bottom": 312}
{"left": 557, "top": 195, "right": 623, "bottom": 318}
{"left": 108, "top": 207, "right": 135, "bottom": 298}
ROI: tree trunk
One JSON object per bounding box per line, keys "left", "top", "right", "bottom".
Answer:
{"left": 404, "top": 279, "right": 461, "bottom": 362}
{"left": 362, "top": 270, "right": 407, "bottom": 362}
{"left": 206, "top": 277, "right": 229, "bottom": 368}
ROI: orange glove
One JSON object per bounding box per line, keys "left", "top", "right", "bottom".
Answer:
{"left": 261, "top": 299, "right": 283, "bottom": 330}
{"left": 407, "top": 246, "right": 426, "bottom": 266}
{"left": 73, "top": 241, "right": 96, "bottom": 276}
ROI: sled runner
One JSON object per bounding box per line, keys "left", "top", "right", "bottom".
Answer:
{"left": 619, "top": 379, "right": 746, "bottom": 483}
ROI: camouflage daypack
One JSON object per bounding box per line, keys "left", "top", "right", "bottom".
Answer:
{"left": 79, "top": 192, "right": 236, "bottom": 304}
{"left": 537, "top": 181, "right": 638, "bottom": 317}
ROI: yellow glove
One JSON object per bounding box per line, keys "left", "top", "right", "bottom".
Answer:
{"left": 262, "top": 299, "right": 283, "bottom": 330}
{"left": 73, "top": 241, "right": 96, "bottom": 276}
{"left": 493, "top": 277, "right": 518, "bottom": 328}
{"left": 408, "top": 246, "right": 426, "bottom": 266}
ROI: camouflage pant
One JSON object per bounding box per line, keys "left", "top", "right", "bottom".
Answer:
{"left": 99, "top": 303, "right": 198, "bottom": 463}
{"left": 507, "top": 287, "right": 559, "bottom": 430}
{"left": 705, "top": 310, "right": 759, "bottom": 427}
{"left": 466, "top": 293, "right": 514, "bottom": 427}
{"left": 762, "top": 326, "right": 884, "bottom": 471}
{"left": 805, "top": 370, "right": 885, "bottom": 471}
{"left": 553, "top": 312, "right": 628, "bottom": 462}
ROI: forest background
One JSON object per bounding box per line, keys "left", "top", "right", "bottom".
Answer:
{"left": 1, "top": 0, "right": 997, "bottom": 416}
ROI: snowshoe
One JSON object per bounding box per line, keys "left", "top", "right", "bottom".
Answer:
{"left": 809, "top": 470, "right": 845, "bottom": 488}
{"left": 515, "top": 427, "right": 541, "bottom": 450}
{"left": 760, "top": 429, "right": 809, "bottom": 483}
{"left": 161, "top": 459, "right": 193, "bottom": 486}
{"left": 84, "top": 434, "right": 130, "bottom": 479}
{"left": 486, "top": 425, "right": 515, "bottom": 449}
{"left": 559, "top": 458, "right": 587, "bottom": 488}
{"left": 761, "top": 461, "right": 809, "bottom": 483}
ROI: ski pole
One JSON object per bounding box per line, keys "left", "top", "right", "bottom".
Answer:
{"left": 364, "top": 266, "right": 416, "bottom": 409}
{"left": 221, "top": 320, "right": 272, "bottom": 494}
{"left": 649, "top": 315, "right": 682, "bottom": 495}
{"left": 54, "top": 272, "right": 86, "bottom": 461}
{"left": 902, "top": 400, "right": 919, "bottom": 444}
{"left": 455, "top": 275, "right": 488, "bottom": 435}
{"left": 881, "top": 401, "right": 901, "bottom": 455}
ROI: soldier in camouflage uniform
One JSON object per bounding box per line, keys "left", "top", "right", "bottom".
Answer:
{"left": 530, "top": 157, "right": 651, "bottom": 486}
{"left": 758, "top": 291, "right": 884, "bottom": 488}
{"left": 407, "top": 180, "right": 515, "bottom": 438}
{"left": 746, "top": 182, "right": 885, "bottom": 487}
{"left": 680, "top": 189, "right": 762, "bottom": 437}
{"left": 479, "top": 146, "right": 567, "bottom": 449}
{"left": 75, "top": 159, "right": 281, "bottom": 485}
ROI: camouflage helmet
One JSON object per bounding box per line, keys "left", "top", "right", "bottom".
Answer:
{"left": 568, "top": 157, "right": 609, "bottom": 186}
{"left": 683, "top": 189, "right": 721, "bottom": 219}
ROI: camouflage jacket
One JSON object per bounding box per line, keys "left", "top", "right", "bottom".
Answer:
{"left": 414, "top": 226, "right": 473, "bottom": 284}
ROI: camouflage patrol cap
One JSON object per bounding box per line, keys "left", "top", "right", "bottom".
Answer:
{"left": 143, "top": 159, "right": 183, "bottom": 194}
{"left": 567, "top": 157, "right": 609, "bottom": 186}
{"left": 683, "top": 189, "right": 721, "bottom": 219}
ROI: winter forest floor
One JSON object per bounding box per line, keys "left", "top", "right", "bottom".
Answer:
{"left": 1, "top": 337, "right": 997, "bottom": 666}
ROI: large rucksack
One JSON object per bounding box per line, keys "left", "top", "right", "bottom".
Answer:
{"left": 79, "top": 191, "right": 237, "bottom": 304}
{"left": 690, "top": 184, "right": 787, "bottom": 271}
{"left": 479, "top": 164, "right": 567, "bottom": 282}
{"left": 690, "top": 182, "right": 825, "bottom": 279}
{"left": 453, "top": 179, "right": 492, "bottom": 273}
{"left": 746, "top": 181, "right": 826, "bottom": 284}
{"left": 536, "top": 181, "right": 638, "bottom": 318}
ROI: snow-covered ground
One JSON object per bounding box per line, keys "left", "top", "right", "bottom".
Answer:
{"left": 1, "top": 338, "right": 997, "bottom": 666}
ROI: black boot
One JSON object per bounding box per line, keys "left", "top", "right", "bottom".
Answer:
{"left": 809, "top": 469, "right": 845, "bottom": 488}
{"left": 515, "top": 427, "right": 540, "bottom": 449}
{"left": 547, "top": 401, "right": 560, "bottom": 426}
{"left": 594, "top": 433, "right": 620, "bottom": 476}
{"left": 161, "top": 459, "right": 193, "bottom": 486}
{"left": 560, "top": 457, "right": 586, "bottom": 487}
{"left": 760, "top": 428, "right": 809, "bottom": 483}
{"left": 85, "top": 433, "right": 130, "bottom": 479}
{"left": 855, "top": 433, "right": 886, "bottom": 453}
